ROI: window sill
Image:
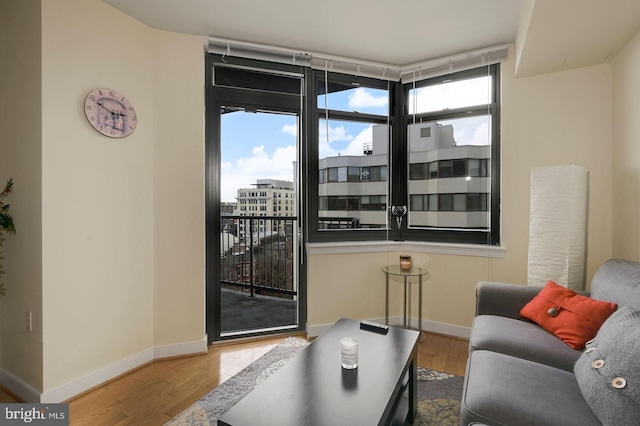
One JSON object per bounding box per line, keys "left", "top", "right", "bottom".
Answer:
{"left": 306, "top": 240, "right": 505, "bottom": 258}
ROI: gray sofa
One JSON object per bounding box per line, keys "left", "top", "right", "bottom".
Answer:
{"left": 460, "top": 258, "right": 640, "bottom": 426}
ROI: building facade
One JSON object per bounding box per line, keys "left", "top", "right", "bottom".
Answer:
{"left": 318, "top": 122, "right": 491, "bottom": 230}
{"left": 232, "top": 179, "right": 296, "bottom": 240}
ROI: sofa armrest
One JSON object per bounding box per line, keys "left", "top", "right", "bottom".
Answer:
{"left": 475, "top": 281, "right": 544, "bottom": 319}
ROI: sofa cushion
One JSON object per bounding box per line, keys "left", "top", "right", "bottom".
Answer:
{"left": 460, "top": 350, "right": 601, "bottom": 426}
{"left": 574, "top": 306, "right": 640, "bottom": 425}
{"left": 590, "top": 258, "right": 640, "bottom": 310}
{"left": 470, "top": 315, "right": 581, "bottom": 371}
{"left": 519, "top": 280, "right": 617, "bottom": 349}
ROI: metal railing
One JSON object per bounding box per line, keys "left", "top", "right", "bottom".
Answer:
{"left": 318, "top": 216, "right": 360, "bottom": 229}
{"left": 221, "top": 215, "right": 297, "bottom": 299}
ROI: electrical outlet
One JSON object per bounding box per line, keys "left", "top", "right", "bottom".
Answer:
{"left": 25, "top": 311, "right": 32, "bottom": 333}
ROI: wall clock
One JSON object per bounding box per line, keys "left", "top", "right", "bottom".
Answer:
{"left": 84, "top": 88, "right": 137, "bottom": 138}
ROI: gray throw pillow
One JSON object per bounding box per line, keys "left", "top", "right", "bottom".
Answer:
{"left": 574, "top": 306, "right": 640, "bottom": 425}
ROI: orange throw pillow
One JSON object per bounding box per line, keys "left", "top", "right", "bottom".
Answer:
{"left": 520, "top": 280, "right": 617, "bottom": 349}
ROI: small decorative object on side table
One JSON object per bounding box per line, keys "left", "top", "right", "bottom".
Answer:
{"left": 399, "top": 255, "right": 412, "bottom": 271}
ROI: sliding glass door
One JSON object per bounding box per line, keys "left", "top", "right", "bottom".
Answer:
{"left": 218, "top": 108, "right": 300, "bottom": 336}
{"left": 205, "top": 55, "right": 306, "bottom": 342}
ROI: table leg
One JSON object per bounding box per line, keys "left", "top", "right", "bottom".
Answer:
{"left": 419, "top": 275, "right": 423, "bottom": 335}
{"left": 408, "top": 278, "right": 412, "bottom": 329}
{"left": 403, "top": 275, "right": 407, "bottom": 328}
{"left": 385, "top": 273, "right": 389, "bottom": 326}
{"left": 407, "top": 351, "right": 418, "bottom": 423}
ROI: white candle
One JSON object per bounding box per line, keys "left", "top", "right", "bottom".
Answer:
{"left": 340, "top": 337, "right": 358, "bottom": 369}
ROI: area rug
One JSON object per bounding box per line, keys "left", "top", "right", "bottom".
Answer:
{"left": 166, "top": 336, "right": 463, "bottom": 426}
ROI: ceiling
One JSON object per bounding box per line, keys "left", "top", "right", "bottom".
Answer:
{"left": 104, "top": 0, "right": 640, "bottom": 77}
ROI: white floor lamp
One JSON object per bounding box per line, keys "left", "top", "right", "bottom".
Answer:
{"left": 527, "top": 165, "right": 589, "bottom": 290}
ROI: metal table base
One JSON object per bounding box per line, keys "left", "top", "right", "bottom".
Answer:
{"left": 383, "top": 265, "right": 429, "bottom": 337}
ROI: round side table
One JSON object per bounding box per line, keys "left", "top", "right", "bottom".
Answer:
{"left": 381, "top": 265, "right": 429, "bottom": 336}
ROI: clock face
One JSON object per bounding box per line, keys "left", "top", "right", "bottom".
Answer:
{"left": 84, "top": 88, "right": 137, "bottom": 138}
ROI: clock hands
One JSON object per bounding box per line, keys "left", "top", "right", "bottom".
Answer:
{"left": 94, "top": 99, "right": 128, "bottom": 117}
{"left": 91, "top": 99, "right": 128, "bottom": 133}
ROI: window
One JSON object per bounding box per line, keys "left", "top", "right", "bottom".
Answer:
{"left": 408, "top": 74, "right": 491, "bottom": 114}
{"left": 312, "top": 72, "right": 391, "bottom": 237}
{"left": 347, "top": 167, "right": 360, "bottom": 182}
{"left": 210, "top": 56, "right": 500, "bottom": 246}
{"left": 309, "top": 65, "right": 500, "bottom": 244}
{"left": 404, "top": 66, "right": 500, "bottom": 244}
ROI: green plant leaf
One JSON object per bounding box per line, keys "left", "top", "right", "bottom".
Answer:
{"left": 0, "top": 177, "right": 14, "bottom": 296}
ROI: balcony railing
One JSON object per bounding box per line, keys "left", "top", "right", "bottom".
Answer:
{"left": 221, "top": 215, "right": 297, "bottom": 299}
{"left": 317, "top": 216, "right": 360, "bottom": 229}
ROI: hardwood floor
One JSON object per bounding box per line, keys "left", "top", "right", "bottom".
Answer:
{"left": 418, "top": 331, "right": 469, "bottom": 376}
{"left": 0, "top": 331, "right": 469, "bottom": 425}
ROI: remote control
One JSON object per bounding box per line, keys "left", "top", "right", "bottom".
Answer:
{"left": 360, "top": 321, "right": 389, "bottom": 334}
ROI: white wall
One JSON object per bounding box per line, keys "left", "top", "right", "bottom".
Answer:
{"left": 500, "top": 49, "right": 613, "bottom": 284}
{"left": 39, "top": 0, "right": 205, "bottom": 395}
{"left": 41, "top": 0, "right": 156, "bottom": 392}
{"left": 152, "top": 30, "right": 205, "bottom": 348}
{"left": 612, "top": 29, "right": 640, "bottom": 260}
{"left": 0, "top": 0, "right": 205, "bottom": 399}
{"left": 0, "top": 0, "right": 44, "bottom": 398}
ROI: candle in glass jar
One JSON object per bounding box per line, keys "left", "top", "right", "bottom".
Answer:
{"left": 340, "top": 337, "right": 358, "bottom": 369}
{"left": 399, "top": 255, "right": 412, "bottom": 270}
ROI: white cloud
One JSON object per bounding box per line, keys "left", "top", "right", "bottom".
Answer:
{"left": 438, "top": 117, "right": 490, "bottom": 146}
{"left": 348, "top": 87, "right": 388, "bottom": 110}
{"left": 317, "top": 124, "right": 377, "bottom": 158}
{"left": 281, "top": 124, "right": 297, "bottom": 137}
{"left": 318, "top": 124, "right": 355, "bottom": 159}
{"left": 470, "top": 122, "right": 490, "bottom": 145}
{"left": 319, "top": 124, "right": 353, "bottom": 143}
{"left": 221, "top": 144, "right": 296, "bottom": 202}
{"left": 342, "top": 126, "right": 373, "bottom": 156}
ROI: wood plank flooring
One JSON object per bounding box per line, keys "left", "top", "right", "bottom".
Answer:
{"left": 0, "top": 331, "right": 469, "bottom": 425}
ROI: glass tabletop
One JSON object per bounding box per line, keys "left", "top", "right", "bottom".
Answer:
{"left": 382, "top": 265, "right": 429, "bottom": 277}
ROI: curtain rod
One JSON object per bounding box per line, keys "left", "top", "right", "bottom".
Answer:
{"left": 205, "top": 37, "right": 508, "bottom": 82}
{"left": 207, "top": 37, "right": 312, "bottom": 67}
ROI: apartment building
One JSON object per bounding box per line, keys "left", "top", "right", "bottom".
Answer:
{"left": 232, "top": 179, "right": 296, "bottom": 241}
{"left": 235, "top": 179, "right": 296, "bottom": 217}
{"left": 318, "top": 122, "right": 490, "bottom": 229}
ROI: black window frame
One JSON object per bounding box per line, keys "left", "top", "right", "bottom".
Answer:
{"left": 308, "top": 64, "right": 500, "bottom": 245}
{"left": 206, "top": 57, "right": 501, "bottom": 248}
{"left": 307, "top": 70, "right": 398, "bottom": 242}
{"left": 204, "top": 53, "right": 309, "bottom": 343}
{"left": 402, "top": 65, "right": 500, "bottom": 244}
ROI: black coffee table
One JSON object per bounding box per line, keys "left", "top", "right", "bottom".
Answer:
{"left": 218, "top": 318, "right": 420, "bottom": 426}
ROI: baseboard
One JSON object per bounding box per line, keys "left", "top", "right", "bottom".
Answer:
{"left": 420, "top": 319, "right": 471, "bottom": 339}
{"left": 2, "top": 338, "right": 208, "bottom": 404}
{"left": 41, "top": 348, "right": 155, "bottom": 403}
{"left": 306, "top": 317, "right": 470, "bottom": 339}
{"left": 153, "top": 338, "right": 208, "bottom": 359}
{"left": 0, "top": 368, "right": 42, "bottom": 403}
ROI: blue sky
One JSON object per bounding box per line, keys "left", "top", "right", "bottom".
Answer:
{"left": 220, "top": 79, "right": 490, "bottom": 202}
{"left": 220, "top": 87, "right": 388, "bottom": 201}
{"left": 221, "top": 112, "right": 298, "bottom": 202}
